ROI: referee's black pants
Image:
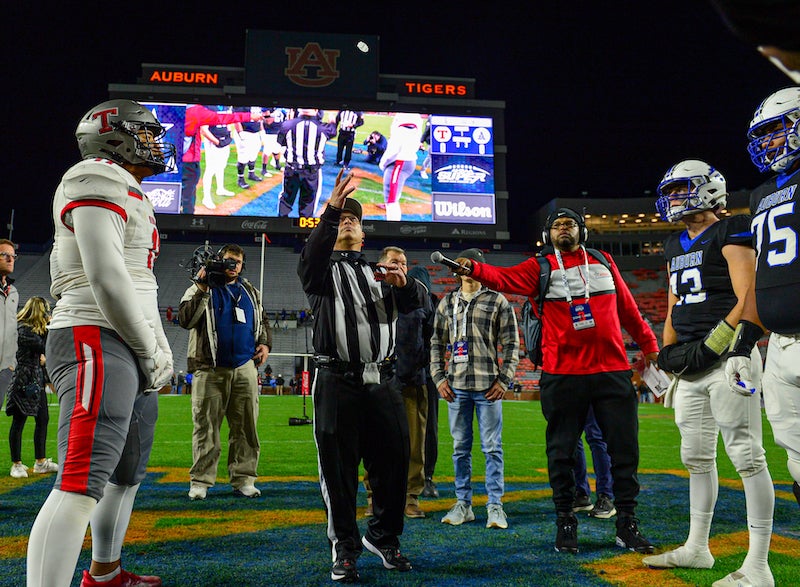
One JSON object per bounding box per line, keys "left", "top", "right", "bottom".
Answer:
{"left": 539, "top": 370, "right": 640, "bottom": 517}
{"left": 313, "top": 367, "right": 410, "bottom": 560}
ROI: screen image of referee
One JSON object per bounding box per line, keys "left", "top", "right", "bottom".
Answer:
{"left": 297, "top": 170, "right": 426, "bottom": 582}
{"left": 277, "top": 108, "right": 338, "bottom": 218}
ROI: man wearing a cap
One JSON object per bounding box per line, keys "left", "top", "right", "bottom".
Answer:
{"left": 297, "top": 170, "right": 427, "bottom": 583}
{"left": 431, "top": 247, "right": 520, "bottom": 530}
{"left": 452, "top": 208, "right": 659, "bottom": 556}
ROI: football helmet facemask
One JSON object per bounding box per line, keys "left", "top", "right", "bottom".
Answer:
{"left": 747, "top": 86, "right": 800, "bottom": 174}
{"left": 76, "top": 99, "right": 176, "bottom": 174}
{"left": 655, "top": 160, "right": 727, "bottom": 223}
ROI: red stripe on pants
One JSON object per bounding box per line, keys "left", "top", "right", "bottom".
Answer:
{"left": 60, "top": 325, "right": 104, "bottom": 493}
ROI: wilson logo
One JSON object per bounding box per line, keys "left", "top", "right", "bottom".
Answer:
{"left": 285, "top": 43, "right": 340, "bottom": 88}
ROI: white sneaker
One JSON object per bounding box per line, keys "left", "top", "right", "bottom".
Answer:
{"left": 234, "top": 484, "right": 261, "bottom": 498}
{"left": 33, "top": 458, "right": 59, "bottom": 474}
{"left": 216, "top": 189, "right": 235, "bottom": 196}
{"left": 486, "top": 504, "right": 508, "bottom": 529}
{"left": 10, "top": 463, "right": 28, "bottom": 478}
{"left": 188, "top": 483, "right": 207, "bottom": 500}
{"left": 643, "top": 546, "right": 715, "bottom": 569}
{"left": 201, "top": 198, "right": 216, "bottom": 209}
{"left": 712, "top": 569, "right": 774, "bottom": 587}
{"left": 441, "top": 501, "right": 475, "bottom": 525}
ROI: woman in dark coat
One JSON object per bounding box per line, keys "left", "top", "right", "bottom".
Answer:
{"left": 7, "top": 296, "right": 58, "bottom": 478}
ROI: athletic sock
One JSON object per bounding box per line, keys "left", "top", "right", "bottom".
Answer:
{"left": 90, "top": 482, "right": 141, "bottom": 563}
{"left": 741, "top": 469, "right": 774, "bottom": 574}
{"left": 685, "top": 470, "right": 717, "bottom": 551}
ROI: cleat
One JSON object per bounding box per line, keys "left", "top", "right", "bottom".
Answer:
{"left": 486, "top": 504, "right": 508, "bottom": 529}
{"left": 615, "top": 516, "right": 655, "bottom": 553}
{"left": 233, "top": 484, "right": 261, "bottom": 498}
{"left": 588, "top": 494, "right": 616, "bottom": 519}
{"left": 572, "top": 493, "right": 593, "bottom": 512}
{"left": 237, "top": 178, "right": 249, "bottom": 189}
{"left": 247, "top": 172, "right": 263, "bottom": 182}
{"left": 643, "top": 546, "right": 714, "bottom": 569}
{"left": 216, "top": 189, "right": 235, "bottom": 196}
{"left": 555, "top": 513, "right": 579, "bottom": 553}
{"left": 330, "top": 558, "right": 359, "bottom": 583}
{"left": 80, "top": 569, "right": 162, "bottom": 586}
{"left": 404, "top": 503, "right": 425, "bottom": 518}
{"left": 188, "top": 484, "right": 207, "bottom": 501}
{"left": 711, "top": 569, "right": 774, "bottom": 587}
{"left": 441, "top": 501, "right": 475, "bottom": 525}
{"left": 361, "top": 536, "right": 412, "bottom": 571}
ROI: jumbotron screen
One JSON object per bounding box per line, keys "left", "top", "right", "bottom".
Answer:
{"left": 138, "top": 101, "right": 507, "bottom": 241}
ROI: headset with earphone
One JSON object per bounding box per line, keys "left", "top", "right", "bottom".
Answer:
{"left": 218, "top": 244, "right": 246, "bottom": 272}
{"left": 541, "top": 207, "right": 588, "bottom": 245}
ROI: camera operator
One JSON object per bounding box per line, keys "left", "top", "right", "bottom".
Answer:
{"left": 178, "top": 243, "right": 272, "bottom": 501}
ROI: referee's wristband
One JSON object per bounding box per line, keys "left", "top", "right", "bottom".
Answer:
{"left": 728, "top": 320, "right": 764, "bottom": 357}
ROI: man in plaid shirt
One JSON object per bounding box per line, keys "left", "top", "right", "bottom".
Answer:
{"left": 430, "top": 248, "right": 519, "bottom": 530}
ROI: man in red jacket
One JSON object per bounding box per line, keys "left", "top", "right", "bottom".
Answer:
{"left": 452, "top": 208, "right": 659, "bottom": 556}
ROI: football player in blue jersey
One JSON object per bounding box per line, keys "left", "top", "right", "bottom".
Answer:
{"left": 727, "top": 87, "right": 800, "bottom": 518}
{"left": 649, "top": 160, "right": 775, "bottom": 587}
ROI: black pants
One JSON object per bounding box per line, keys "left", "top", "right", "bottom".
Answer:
{"left": 279, "top": 166, "right": 320, "bottom": 217}
{"left": 9, "top": 389, "right": 49, "bottom": 462}
{"left": 336, "top": 131, "right": 356, "bottom": 166}
{"left": 539, "top": 370, "right": 639, "bottom": 516}
{"left": 424, "top": 374, "right": 438, "bottom": 479}
{"left": 181, "top": 161, "right": 200, "bottom": 214}
{"left": 313, "top": 367, "right": 410, "bottom": 560}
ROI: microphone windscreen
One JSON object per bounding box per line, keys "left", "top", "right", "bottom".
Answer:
{"left": 430, "top": 251, "right": 443, "bottom": 263}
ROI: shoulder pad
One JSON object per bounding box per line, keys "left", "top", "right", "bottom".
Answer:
{"left": 61, "top": 159, "right": 134, "bottom": 206}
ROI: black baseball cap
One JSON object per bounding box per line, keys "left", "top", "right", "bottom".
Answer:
{"left": 545, "top": 207, "right": 583, "bottom": 228}
{"left": 457, "top": 248, "right": 485, "bottom": 263}
{"left": 341, "top": 198, "right": 362, "bottom": 221}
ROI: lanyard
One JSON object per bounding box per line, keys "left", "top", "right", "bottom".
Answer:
{"left": 225, "top": 283, "right": 242, "bottom": 306}
{"left": 553, "top": 246, "right": 590, "bottom": 304}
{"left": 451, "top": 291, "right": 479, "bottom": 341}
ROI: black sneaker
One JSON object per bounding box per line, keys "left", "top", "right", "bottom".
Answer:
{"left": 361, "top": 536, "right": 412, "bottom": 571}
{"left": 331, "top": 558, "right": 359, "bottom": 582}
{"left": 615, "top": 516, "right": 655, "bottom": 553}
{"left": 555, "top": 513, "right": 579, "bottom": 553}
{"left": 237, "top": 178, "right": 249, "bottom": 189}
{"left": 247, "top": 172, "right": 263, "bottom": 182}
{"left": 588, "top": 494, "right": 616, "bottom": 519}
{"left": 793, "top": 481, "right": 800, "bottom": 508}
{"left": 422, "top": 478, "right": 439, "bottom": 498}
{"left": 572, "top": 494, "right": 593, "bottom": 512}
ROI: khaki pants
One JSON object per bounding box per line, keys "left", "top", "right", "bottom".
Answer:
{"left": 189, "top": 362, "right": 260, "bottom": 489}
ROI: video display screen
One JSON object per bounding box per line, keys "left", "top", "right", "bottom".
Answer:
{"left": 141, "top": 102, "right": 497, "bottom": 225}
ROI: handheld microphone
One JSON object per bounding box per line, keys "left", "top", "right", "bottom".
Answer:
{"left": 431, "top": 251, "right": 466, "bottom": 272}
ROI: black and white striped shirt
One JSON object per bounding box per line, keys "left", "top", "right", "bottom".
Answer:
{"left": 335, "top": 110, "right": 364, "bottom": 133}
{"left": 278, "top": 115, "right": 338, "bottom": 167}
{"left": 298, "top": 207, "right": 426, "bottom": 363}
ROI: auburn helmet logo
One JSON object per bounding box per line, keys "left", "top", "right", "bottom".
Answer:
{"left": 284, "top": 42, "right": 340, "bottom": 88}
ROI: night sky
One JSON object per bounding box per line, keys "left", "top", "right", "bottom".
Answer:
{"left": 7, "top": 2, "right": 792, "bottom": 246}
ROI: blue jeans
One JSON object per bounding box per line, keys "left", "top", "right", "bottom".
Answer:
{"left": 574, "top": 405, "right": 614, "bottom": 497}
{"left": 447, "top": 387, "right": 504, "bottom": 505}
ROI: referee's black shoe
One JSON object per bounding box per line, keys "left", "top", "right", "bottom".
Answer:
{"left": 793, "top": 481, "right": 800, "bottom": 507}
{"left": 331, "top": 558, "right": 359, "bottom": 583}
{"left": 361, "top": 536, "right": 412, "bottom": 571}
{"left": 615, "top": 516, "right": 655, "bottom": 553}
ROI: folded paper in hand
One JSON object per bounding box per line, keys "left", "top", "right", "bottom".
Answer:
{"left": 641, "top": 363, "right": 672, "bottom": 398}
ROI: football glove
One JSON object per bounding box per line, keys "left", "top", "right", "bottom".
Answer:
{"left": 138, "top": 346, "right": 172, "bottom": 393}
{"left": 725, "top": 355, "right": 756, "bottom": 397}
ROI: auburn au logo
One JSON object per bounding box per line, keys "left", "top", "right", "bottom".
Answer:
{"left": 285, "top": 42, "right": 340, "bottom": 88}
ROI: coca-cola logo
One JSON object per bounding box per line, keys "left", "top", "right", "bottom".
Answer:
{"left": 241, "top": 219, "right": 269, "bottom": 230}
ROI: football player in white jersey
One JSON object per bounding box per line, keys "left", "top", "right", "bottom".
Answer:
{"left": 646, "top": 161, "right": 775, "bottom": 587}
{"left": 27, "top": 99, "right": 174, "bottom": 587}
{"left": 727, "top": 87, "right": 800, "bottom": 523}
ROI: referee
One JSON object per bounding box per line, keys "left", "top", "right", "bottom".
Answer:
{"left": 298, "top": 170, "right": 425, "bottom": 583}
{"left": 278, "top": 108, "right": 338, "bottom": 217}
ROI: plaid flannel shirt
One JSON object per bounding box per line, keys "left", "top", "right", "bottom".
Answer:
{"left": 430, "top": 286, "right": 519, "bottom": 392}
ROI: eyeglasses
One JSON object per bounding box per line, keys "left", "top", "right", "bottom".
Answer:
{"left": 550, "top": 221, "right": 578, "bottom": 230}
{"left": 0, "top": 252, "right": 17, "bottom": 261}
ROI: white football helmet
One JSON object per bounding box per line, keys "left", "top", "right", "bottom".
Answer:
{"left": 76, "top": 99, "right": 176, "bottom": 174}
{"left": 747, "top": 86, "right": 800, "bottom": 173}
{"left": 655, "top": 160, "right": 727, "bottom": 223}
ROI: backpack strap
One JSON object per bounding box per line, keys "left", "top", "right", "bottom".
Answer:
{"left": 534, "top": 247, "right": 611, "bottom": 314}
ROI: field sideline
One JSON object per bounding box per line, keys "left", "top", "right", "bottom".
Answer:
{"left": 0, "top": 395, "right": 797, "bottom": 586}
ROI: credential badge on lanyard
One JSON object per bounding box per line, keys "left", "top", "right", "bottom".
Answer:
{"left": 554, "top": 247, "right": 596, "bottom": 331}
{"left": 451, "top": 295, "right": 473, "bottom": 363}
